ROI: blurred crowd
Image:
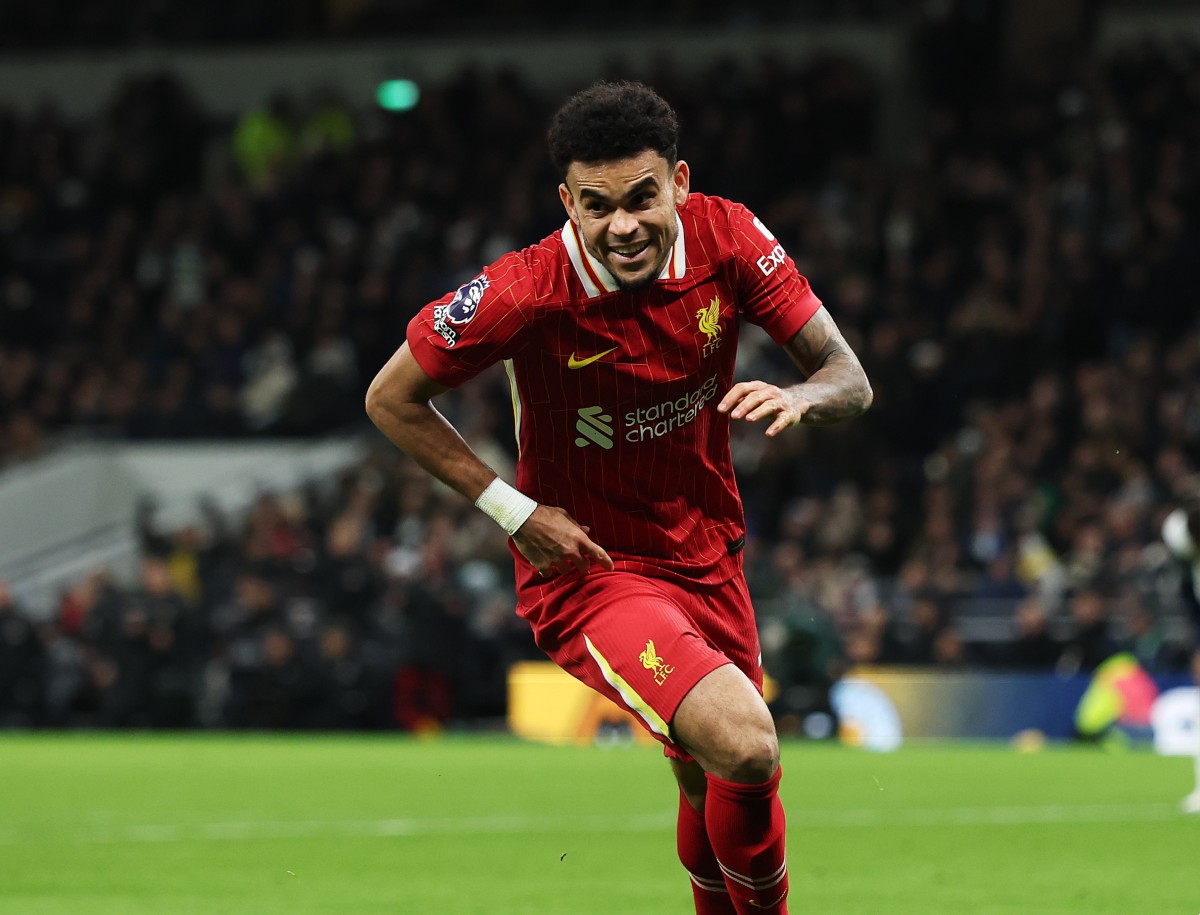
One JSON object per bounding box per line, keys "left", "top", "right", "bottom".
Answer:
{"left": 0, "top": 0, "right": 917, "bottom": 50}
{"left": 1, "top": 36, "right": 1199, "bottom": 729}
{"left": 0, "top": 452, "right": 532, "bottom": 728}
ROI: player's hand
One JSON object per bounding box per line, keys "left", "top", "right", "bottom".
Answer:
{"left": 718, "top": 381, "right": 810, "bottom": 436}
{"left": 512, "top": 505, "right": 615, "bottom": 578}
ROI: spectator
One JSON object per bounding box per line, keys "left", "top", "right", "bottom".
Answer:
{"left": 1007, "top": 597, "right": 1063, "bottom": 669}
{"left": 0, "top": 580, "right": 41, "bottom": 725}
{"left": 232, "top": 93, "right": 298, "bottom": 190}
{"left": 1058, "top": 588, "right": 1118, "bottom": 674}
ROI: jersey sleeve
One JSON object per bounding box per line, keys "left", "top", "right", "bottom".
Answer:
{"left": 405, "top": 253, "right": 532, "bottom": 387}
{"left": 726, "top": 203, "right": 822, "bottom": 345}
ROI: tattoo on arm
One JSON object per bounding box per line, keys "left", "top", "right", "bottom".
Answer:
{"left": 783, "top": 307, "right": 873, "bottom": 425}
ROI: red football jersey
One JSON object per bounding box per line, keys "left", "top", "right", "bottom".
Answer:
{"left": 407, "top": 193, "right": 821, "bottom": 597}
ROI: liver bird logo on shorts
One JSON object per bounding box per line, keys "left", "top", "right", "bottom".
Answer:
{"left": 640, "top": 639, "right": 675, "bottom": 686}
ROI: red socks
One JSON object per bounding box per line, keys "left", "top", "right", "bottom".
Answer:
{"left": 703, "top": 767, "right": 789, "bottom": 914}
{"left": 677, "top": 790, "right": 737, "bottom": 915}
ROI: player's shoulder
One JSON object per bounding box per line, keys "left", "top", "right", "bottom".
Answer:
{"left": 483, "top": 228, "right": 575, "bottom": 308}
{"left": 680, "top": 192, "right": 778, "bottom": 266}
{"left": 682, "top": 191, "right": 754, "bottom": 223}
{"left": 681, "top": 192, "right": 764, "bottom": 231}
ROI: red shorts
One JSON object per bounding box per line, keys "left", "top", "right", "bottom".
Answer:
{"left": 518, "top": 557, "right": 763, "bottom": 759}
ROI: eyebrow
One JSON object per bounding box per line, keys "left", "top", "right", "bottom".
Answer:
{"left": 576, "top": 176, "right": 660, "bottom": 205}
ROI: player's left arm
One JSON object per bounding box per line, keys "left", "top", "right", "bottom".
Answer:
{"left": 718, "top": 305, "right": 872, "bottom": 435}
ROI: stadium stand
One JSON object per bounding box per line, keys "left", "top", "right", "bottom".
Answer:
{"left": 1, "top": 33, "right": 1197, "bottom": 729}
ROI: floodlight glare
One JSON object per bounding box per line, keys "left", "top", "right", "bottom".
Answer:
{"left": 376, "top": 80, "right": 420, "bottom": 112}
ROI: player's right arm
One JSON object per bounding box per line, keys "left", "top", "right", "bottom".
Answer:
{"left": 365, "top": 342, "right": 496, "bottom": 502}
{"left": 365, "top": 343, "right": 613, "bottom": 577}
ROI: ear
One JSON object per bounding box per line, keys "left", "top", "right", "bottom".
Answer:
{"left": 671, "top": 160, "right": 690, "bottom": 206}
{"left": 558, "top": 182, "right": 578, "bottom": 225}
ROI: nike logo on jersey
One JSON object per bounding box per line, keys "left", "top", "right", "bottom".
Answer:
{"left": 567, "top": 347, "right": 618, "bottom": 369}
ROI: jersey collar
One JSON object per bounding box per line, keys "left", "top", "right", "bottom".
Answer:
{"left": 561, "top": 212, "right": 686, "bottom": 298}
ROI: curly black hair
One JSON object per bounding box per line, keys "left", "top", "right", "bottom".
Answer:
{"left": 547, "top": 81, "right": 679, "bottom": 178}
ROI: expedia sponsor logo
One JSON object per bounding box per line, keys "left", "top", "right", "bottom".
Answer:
{"left": 756, "top": 243, "right": 787, "bottom": 276}
{"left": 432, "top": 273, "right": 489, "bottom": 347}
{"left": 752, "top": 215, "right": 776, "bottom": 241}
{"left": 752, "top": 215, "right": 788, "bottom": 275}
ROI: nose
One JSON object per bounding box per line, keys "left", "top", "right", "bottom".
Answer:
{"left": 609, "top": 208, "right": 639, "bottom": 238}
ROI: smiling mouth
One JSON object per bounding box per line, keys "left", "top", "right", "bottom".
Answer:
{"left": 610, "top": 241, "right": 651, "bottom": 262}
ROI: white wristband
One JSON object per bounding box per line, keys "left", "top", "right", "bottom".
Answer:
{"left": 475, "top": 478, "right": 538, "bottom": 536}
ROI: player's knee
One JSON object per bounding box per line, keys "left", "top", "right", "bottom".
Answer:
{"left": 724, "top": 726, "right": 779, "bottom": 784}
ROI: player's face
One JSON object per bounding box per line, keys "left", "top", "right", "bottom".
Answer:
{"left": 559, "top": 150, "right": 690, "bottom": 290}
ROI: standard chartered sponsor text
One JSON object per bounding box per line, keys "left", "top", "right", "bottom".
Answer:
{"left": 623, "top": 375, "right": 719, "bottom": 442}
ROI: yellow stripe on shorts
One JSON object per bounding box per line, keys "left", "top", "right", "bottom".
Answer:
{"left": 583, "top": 634, "right": 672, "bottom": 739}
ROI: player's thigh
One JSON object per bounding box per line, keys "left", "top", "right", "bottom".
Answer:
{"left": 685, "top": 563, "right": 764, "bottom": 694}
{"left": 545, "top": 572, "right": 731, "bottom": 747}
{"left": 671, "top": 662, "right": 778, "bottom": 781}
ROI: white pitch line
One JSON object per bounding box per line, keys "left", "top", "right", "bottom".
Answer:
{"left": 2, "top": 812, "right": 678, "bottom": 846}
{"left": 792, "top": 802, "right": 1182, "bottom": 827}
{"left": 0, "top": 803, "right": 1184, "bottom": 847}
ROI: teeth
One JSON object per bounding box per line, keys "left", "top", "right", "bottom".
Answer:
{"left": 613, "top": 243, "right": 647, "bottom": 255}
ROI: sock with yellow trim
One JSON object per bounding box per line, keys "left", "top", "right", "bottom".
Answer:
{"left": 704, "top": 767, "right": 789, "bottom": 914}
{"left": 677, "top": 790, "right": 737, "bottom": 914}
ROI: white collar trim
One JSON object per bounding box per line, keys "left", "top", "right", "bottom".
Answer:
{"left": 560, "top": 212, "right": 686, "bottom": 299}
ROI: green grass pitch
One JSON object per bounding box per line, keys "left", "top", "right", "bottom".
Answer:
{"left": 1, "top": 733, "right": 1195, "bottom": 914}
